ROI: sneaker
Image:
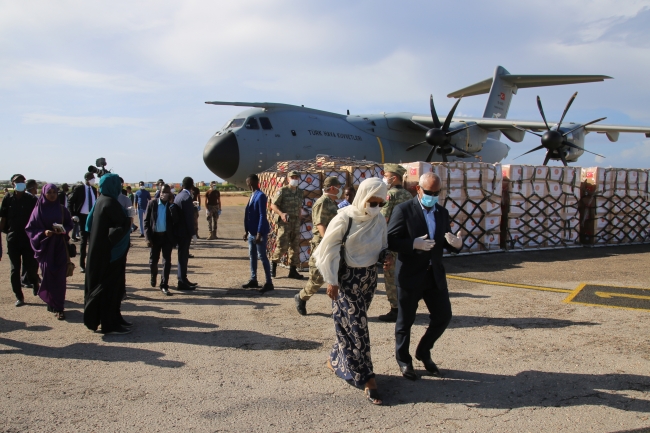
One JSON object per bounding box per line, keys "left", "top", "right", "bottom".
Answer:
{"left": 294, "top": 293, "right": 307, "bottom": 315}
{"left": 242, "top": 279, "right": 259, "bottom": 289}
{"left": 258, "top": 282, "right": 274, "bottom": 294}
{"left": 161, "top": 286, "right": 172, "bottom": 296}
{"left": 15, "top": 299, "right": 25, "bottom": 307}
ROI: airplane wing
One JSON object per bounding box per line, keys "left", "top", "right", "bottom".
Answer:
{"left": 411, "top": 114, "right": 650, "bottom": 142}
{"left": 205, "top": 101, "right": 346, "bottom": 118}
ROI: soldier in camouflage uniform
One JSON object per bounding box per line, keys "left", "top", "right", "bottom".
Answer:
{"left": 378, "top": 164, "right": 413, "bottom": 322}
{"left": 270, "top": 170, "right": 305, "bottom": 279}
{"left": 294, "top": 176, "right": 343, "bottom": 315}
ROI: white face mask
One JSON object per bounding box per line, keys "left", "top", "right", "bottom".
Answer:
{"left": 365, "top": 205, "right": 381, "bottom": 217}
{"left": 289, "top": 179, "right": 300, "bottom": 187}
{"left": 88, "top": 178, "right": 96, "bottom": 186}
{"left": 140, "top": 185, "right": 145, "bottom": 189}
{"left": 383, "top": 176, "right": 393, "bottom": 187}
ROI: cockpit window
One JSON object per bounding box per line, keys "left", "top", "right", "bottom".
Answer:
{"left": 226, "top": 118, "right": 245, "bottom": 129}
{"left": 259, "top": 117, "right": 273, "bottom": 130}
{"left": 245, "top": 118, "right": 260, "bottom": 130}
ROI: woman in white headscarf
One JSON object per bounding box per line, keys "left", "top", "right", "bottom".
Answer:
{"left": 313, "top": 177, "right": 390, "bottom": 405}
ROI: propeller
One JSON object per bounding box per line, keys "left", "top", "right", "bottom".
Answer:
{"left": 406, "top": 95, "right": 478, "bottom": 163}
{"left": 513, "top": 92, "right": 607, "bottom": 166}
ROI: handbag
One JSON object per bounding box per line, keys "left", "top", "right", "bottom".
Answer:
{"left": 61, "top": 206, "right": 75, "bottom": 277}
{"left": 337, "top": 218, "right": 354, "bottom": 282}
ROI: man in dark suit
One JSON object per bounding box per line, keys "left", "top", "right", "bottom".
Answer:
{"left": 68, "top": 172, "right": 98, "bottom": 272}
{"left": 144, "top": 184, "right": 178, "bottom": 296}
{"left": 387, "top": 172, "right": 463, "bottom": 380}
{"left": 174, "top": 177, "right": 197, "bottom": 290}
{"left": 58, "top": 183, "right": 70, "bottom": 208}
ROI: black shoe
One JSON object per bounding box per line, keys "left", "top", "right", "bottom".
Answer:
{"left": 102, "top": 326, "right": 132, "bottom": 335}
{"left": 120, "top": 318, "right": 133, "bottom": 327}
{"left": 80, "top": 268, "right": 86, "bottom": 274}
{"left": 22, "top": 283, "right": 33, "bottom": 289}
{"left": 415, "top": 354, "right": 442, "bottom": 377}
{"left": 185, "top": 280, "right": 198, "bottom": 287}
{"left": 294, "top": 293, "right": 307, "bottom": 315}
{"left": 15, "top": 299, "right": 25, "bottom": 307}
{"left": 176, "top": 281, "right": 195, "bottom": 291}
{"left": 139, "top": 234, "right": 144, "bottom": 238}
{"left": 161, "top": 286, "right": 172, "bottom": 296}
{"left": 288, "top": 266, "right": 304, "bottom": 280}
{"left": 271, "top": 262, "right": 277, "bottom": 278}
{"left": 242, "top": 279, "right": 259, "bottom": 288}
{"left": 378, "top": 308, "right": 398, "bottom": 322}
{"left": 258, "top": 282, "right": 274, "bottom": 294}
{"left": 32, "top": 284, "right": 39, "bottom": 296}
{"left": 150, "top": 275, "right": 157, "bottom": 288}
{"left": 188, "top": 253, "right": 195, "bottom": 258}
{"left": 400, "top": 363, "right": 418, "bottom": 381}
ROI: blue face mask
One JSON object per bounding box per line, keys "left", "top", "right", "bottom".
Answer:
{"left": 420, "top": 193, "right": 438, "bottom": 208}
{"left": 14, "top": 183, "right": 26, "bottom": 192}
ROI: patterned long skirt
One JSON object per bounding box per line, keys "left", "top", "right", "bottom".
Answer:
{"left": 329, "top": 263, "right": 378, "bottom": 388}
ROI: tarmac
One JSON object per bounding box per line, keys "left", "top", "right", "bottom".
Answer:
{"left": 0, "top": 205, "right": 649, "bottom": 432}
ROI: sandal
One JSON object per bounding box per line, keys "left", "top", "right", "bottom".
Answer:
{"left": 326, "top": 359, "right": 335, "bottom": 373}
{"left": 55, "top": 311, "right": 65, "bottom": 321}
{"left": 364, "top": 388, "right": 383, "bottom": 405}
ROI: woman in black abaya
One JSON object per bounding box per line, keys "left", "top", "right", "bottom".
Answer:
{"left": 83, "top": 173, "right": 132, "bottom": 335}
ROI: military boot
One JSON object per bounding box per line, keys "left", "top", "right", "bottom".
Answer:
{"left": 288, "top": 266, "right": 304, "bottom": 280}
{"left": 271, "top": 262, "right": 277, "bottom": 278}
{"left": 207, "top": 231, "right": 216, "bottom": 240}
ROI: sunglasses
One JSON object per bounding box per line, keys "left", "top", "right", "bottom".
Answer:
{"left": 420, "top": 188, "right": 441, "bottom": 197}
{"left": 367, "top": 201, "right": 386, "bottom": 208}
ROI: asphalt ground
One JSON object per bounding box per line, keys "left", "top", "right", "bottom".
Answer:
{"left": 0, "top": 205, "right": 649, "bottom": 432}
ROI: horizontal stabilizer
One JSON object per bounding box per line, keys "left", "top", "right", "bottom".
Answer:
{"left": 447, "top": 74, "right": 612, "bottom": 98}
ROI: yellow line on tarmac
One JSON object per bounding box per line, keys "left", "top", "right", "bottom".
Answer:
{"left": 595, "top": 291, "right": 650, "bottom": 301}
{"left": 447, "top": 275, "right": 573, "bottom": 293}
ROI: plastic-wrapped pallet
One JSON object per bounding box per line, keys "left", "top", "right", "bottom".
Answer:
{"left": 502, "top": 165, "right": 581, "bottom": 250}
{"left": 441, "top": 162, "right": 503, "bottom": 253}
{"left": 580, "top": 167, "right": 650, "bottom": 245}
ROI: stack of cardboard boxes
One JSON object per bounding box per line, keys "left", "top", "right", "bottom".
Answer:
{"left": 501, "top": 165, "right": 581, "bottom": 250}
{"left": 579, "top": 167, "right": 650, "bottom": 245}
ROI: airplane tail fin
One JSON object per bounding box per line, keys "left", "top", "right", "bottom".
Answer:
{"left": 447, "top": 66, "right": 611, "bottom": 139}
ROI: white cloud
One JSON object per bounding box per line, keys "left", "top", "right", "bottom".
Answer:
{"left": 23, "top": 113, "right": 148, "bottom": 128}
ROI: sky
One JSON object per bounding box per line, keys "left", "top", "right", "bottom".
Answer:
{"left": 1, "top": 0, "right": 650, "bottom": 183}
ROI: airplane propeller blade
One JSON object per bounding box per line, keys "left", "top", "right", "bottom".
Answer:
{"left": 411, "top": 121, "right": 431, "bottom": 131}
{"left": 562, "top": 141, "right": 605, "bottom": 158}
{"left": 442, "top": 97, "right": 462, "bottom": 131}
{"left": 543, "top": 151, "right": 552, "bottom": 166}
{"left": 446, "top": 124, "right": 472, "bottom": 137}
{"left": 512, "top": 125, "right": 543, "bottom": 137}
{"left": 429, "top": 95, "right": 442, "bottom": 129}
{"left": 562, "top": 117, "right": 607, "bottom": 137}
{"left": 513, "top": 144, "right": 546, "bottom": 160}
{"left": 406, "top": 141, "right": 427, "bottom": 151}
{"left": 556, "top": 91, "right": 578, "bottom": 131}
{"left": 536, "top": 96, "right": 551, "bottom": 131}
{"left": 558, "top": 150, "right": 568, "bottom": 166}
{"left": 425, "top": 145, "right": 437, "bottom": 163}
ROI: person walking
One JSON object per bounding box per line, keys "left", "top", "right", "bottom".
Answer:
{"left": 25, "top": 184, "right": 73, "bottom": 319}
{"left": 58, "top": 183, "right": 69, "bottom": 208}
{"left": 205, "top": 181, "right": 221, "bottom": 240}
{"left": 134, "top": 181, "right": 151, "bottom": 238}
{"left": 174, "top": 177, "right": 198, "bottom": 291}
{"left": 270, "top": 170, "right": 304, "bottom": 279}
{"left": 313, "top": 177, "right": 389, "bottom": 405}
{"left": 294, "top": 176, "right": 342, "bottom": 315}
{"left": 153, "top": 179, "right": 165, "bottom": 200}
{"left": 83, "top": 174, "right": 132, "bottom": 335}
{"left": 67, "top": 172, "right": 97, "bottom": 273}
{"left": 126, "top": 186, "right": 138, "bottom": 233}
{"left": 0, "top": 174, "right": 40, "bottom": 306}
{"left": 387, "top": 172, "right": 463, "bottom": 380}
{"left": 378, "top": 164, "right": 413, "bottom": 323}
{"left": 242, "top": 174, "right": 274, "bottom": 294}
{"left": 191, "top": 186, "right": 201, "bottom": 241}
{"left": 144, "top": 184, "right": 178, "bottom": 296}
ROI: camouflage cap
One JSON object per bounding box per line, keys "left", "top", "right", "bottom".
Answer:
{"left": 384, "top": 163, "right": 406, "bottom": 177}
{"left": 288, "top": 170, "right": 301, "bottom": 177}
{"left": 323, "top": 176, "right": 342, "bottom": 188}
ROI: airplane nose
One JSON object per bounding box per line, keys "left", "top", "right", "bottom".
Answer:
{"left": 203, "top": 131, "right": 239, "bottom": 179}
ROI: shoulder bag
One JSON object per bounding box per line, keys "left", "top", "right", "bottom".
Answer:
{"left": 337, "top": 217, "right": 354, "bottom": 282}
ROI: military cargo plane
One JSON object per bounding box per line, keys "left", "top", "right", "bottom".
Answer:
{"left": 203, "top": 66, "right": 650, "bottom": 186}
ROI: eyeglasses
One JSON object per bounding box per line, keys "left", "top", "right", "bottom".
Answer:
{"left": 421, "top": 188, "right": 441, "bottom": 197}
{"left": 367, "top": 202, "right": 386, "bottom": 208}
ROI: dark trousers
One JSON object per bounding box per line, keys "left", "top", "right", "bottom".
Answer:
{"left": 8, "top": 240, "right": 39, "bottom": 301}
{"left": 78, "top": 214, "right": 89, "bottom": 269}
{"left": 150, "top": 234, "right": 173, "bottom": 288}
{"left": 176, "top": 237, "right": 191, "bottom": 283}
{"left": 395, "top": 267, "right": 452, "bottom": 367}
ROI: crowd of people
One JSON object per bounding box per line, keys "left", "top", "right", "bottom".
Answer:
{"left": 1, "top": 167, "right": 464, "bottom": 406}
